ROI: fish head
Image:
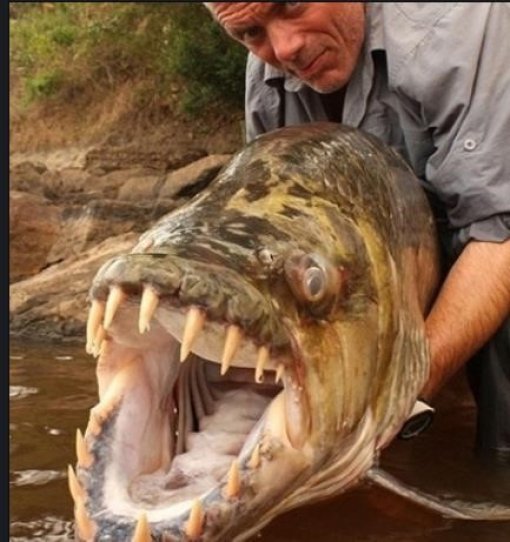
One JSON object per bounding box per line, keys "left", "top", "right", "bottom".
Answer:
{"left": 71, "top": 123, "right": 438, "bottom": 541}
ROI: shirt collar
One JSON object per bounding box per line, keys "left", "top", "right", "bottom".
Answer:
{"left": 262, "top": 63, "right": 306, "bottom": 92}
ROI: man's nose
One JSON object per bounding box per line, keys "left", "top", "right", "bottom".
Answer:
{"left": 267, "top": 22, "right": 304, "bottom": 64}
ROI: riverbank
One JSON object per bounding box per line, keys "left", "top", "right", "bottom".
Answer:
{"left": 9, "top": 110, "right": 244, "bottom": 343}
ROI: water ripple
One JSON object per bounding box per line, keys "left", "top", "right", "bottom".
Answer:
{"left": 11, "top": 469, "right": 65, "bottom": 487}
{"left": 10, "top": 385, "right": 39, "bottom": 400}
{"left": 10, "top": 517, "right": 74, "bottom": 541}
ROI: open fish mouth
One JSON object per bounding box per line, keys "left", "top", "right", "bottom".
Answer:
{"left": 69, "top": 122, "right": 443, "bottom": 541}
{"left": 70, "top": 253, "right": 313, "bottom": 541}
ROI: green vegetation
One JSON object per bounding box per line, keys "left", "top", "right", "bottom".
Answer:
{"left": 10, "top": 2, "right": 247, "bottom": 113}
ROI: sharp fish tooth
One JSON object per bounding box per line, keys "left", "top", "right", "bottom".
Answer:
{"left": 86, "top": 300, "right": 104, "bottom": 354}
{"left": 92, "top": 325, "right": 106, "bottom": 358}
{"left": 76, "top": 429, "right": 93, "bottom": 469}
{"left": 132, "top": 513, "right": 151, "bottom": 542}
{"left": 224, "top": 459, "right": 241, "bottom": 498}
{"left": 180, "top": 307, "right": 205, "bottom": 362}
{"left": 67, "top": 464, "right": 84, "bottom": 502}
{"left": 139, "top": 286, "right": 159, "bottom": 334}
{"left": 248, "top": 443, "right": 261, "bottom": 469}
{"left": 284, "top": 380, "right": 310, "bottom": 449}
{"left": 221, "top": 325, "right": 242, "bottom": 375}
{"left": 255, "top": 346, "right": 269, "bottom": 383}
{"left": 275, "top": 363, "right": 285, "bottom": 384}
{"left": 87, "top": 355, "right": 142, "bottom": 439}
{"left": 103, "top": 285, "right": 125, "bottom": 330}
{"left": 185, "top": 499, "right": 205, "bottom": 539}
{"left": 85, "top": 410, "right": 101, "bottom": 438}
{"left": 75, "top": 500, "right": 96, "bottom": 540}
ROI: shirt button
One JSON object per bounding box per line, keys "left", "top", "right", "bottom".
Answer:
{"left": 463, "top": 138, "right": 477, "bottom": 151}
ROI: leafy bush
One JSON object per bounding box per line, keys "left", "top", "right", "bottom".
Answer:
{"left": 10, "top": 2, "right": 247, "bottom": 113}
{"left": 160, "top": 4, "right": 247, "bottom": 112}
{"left": 25, "top": 70, "right": 63, "bottom": 100}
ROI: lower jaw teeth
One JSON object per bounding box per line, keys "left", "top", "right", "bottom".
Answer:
{"left": 263, "top": 388, "right": 308, "bottom": 449}
{"left": 262, "top": 384, "right": 310, "bottom": 449}
{"left": 82, "top": 291, "right": 312, "bottom": 539}
{"left": 285, "top": 384, "right": 310, "bottom": 449}
{"left": 75, "top": 384, "right": 309, "bottom": 541}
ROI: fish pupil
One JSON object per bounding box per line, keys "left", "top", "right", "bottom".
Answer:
{"left": 305, "top": 267, "right": 324, "bottom": 299}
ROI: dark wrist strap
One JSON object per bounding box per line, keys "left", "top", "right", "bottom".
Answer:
{"left": 398, "top": 399, "right": 435, "bottom": 440}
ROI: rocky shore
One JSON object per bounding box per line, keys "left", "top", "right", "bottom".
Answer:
{"left": 9, "top": 142, "right": 237, "bottom": 343}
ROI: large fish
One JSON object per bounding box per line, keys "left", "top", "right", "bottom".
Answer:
{"left": 68, "top": 123, "right": 506, "bottom": 541}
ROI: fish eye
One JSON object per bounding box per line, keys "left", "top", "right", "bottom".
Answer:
{"left": 284, "top": 251, "right": 339, "bottom": 312}
{"left": 303, "top": 265, "right": 326, "bottom": 302}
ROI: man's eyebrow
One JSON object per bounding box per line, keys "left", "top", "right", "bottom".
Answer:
{"left": 234, "top": 2, "right": 281, "bottom": 26}
{"left": 225, "top": 2, "right": 285, "bottom": 37}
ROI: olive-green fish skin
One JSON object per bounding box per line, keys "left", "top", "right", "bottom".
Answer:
{"left": 82, "top": 122, "right": 440, "bottom": 541}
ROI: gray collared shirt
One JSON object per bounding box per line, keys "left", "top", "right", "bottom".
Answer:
{"left": 245, "top": 3, "right": 510, "bottom": 255}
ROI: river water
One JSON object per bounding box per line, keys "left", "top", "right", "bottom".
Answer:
{"left": 9, "top": 339, "right": 510, "bottom": 541}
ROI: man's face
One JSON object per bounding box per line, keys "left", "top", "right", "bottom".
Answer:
{"left": 210, "top": 2, "right": 365, "bottom": 93}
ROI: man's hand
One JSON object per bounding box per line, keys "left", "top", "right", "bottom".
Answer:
{"left": 421, "top": 239, "right": 510, "bottom": 400}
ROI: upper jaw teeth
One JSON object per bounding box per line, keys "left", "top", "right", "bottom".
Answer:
{"left": 85, "top": 285, "right": 313, "bottom": 457}
{"left": 220, "top": 324, "right": 243, "bottom": 375}
{"left": 180, "top": 306, "right": 206, "bottom": 362}
{"left": 87, "top": 285, "right": 286, "bottom": 384}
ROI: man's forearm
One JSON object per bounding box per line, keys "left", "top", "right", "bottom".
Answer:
{"left": 421, "top": 239, "right": 510, "bottom": 400}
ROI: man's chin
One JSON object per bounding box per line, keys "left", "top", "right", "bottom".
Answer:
{"left": 304, "top": 76, "right": 345, "bottom": 94}
{"left": 297, "top": 64, "right": 348, "bottom": 94}
{"left": 285, "top": 63, "right": 347, "bottom": 94}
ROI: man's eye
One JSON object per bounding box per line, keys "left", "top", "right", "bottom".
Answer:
{"left": 283, "top": 2, "right": 303, "bottom": 13}
{"left": 238, "top": 26, "right": 264, "bottom": 43}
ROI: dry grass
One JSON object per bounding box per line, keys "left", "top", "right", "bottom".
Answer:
{"left": 9, "top": 3, "right": 246, "bottom": 155}
{"left": 11, "top": 81, "right": 145, "bottom": 151}
{"left": 10, "top": 78, "right": 244, "bottom": 155}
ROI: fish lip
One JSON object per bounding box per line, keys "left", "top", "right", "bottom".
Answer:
{"left": 77, "top": 290, "right": 310, "bottom": 540}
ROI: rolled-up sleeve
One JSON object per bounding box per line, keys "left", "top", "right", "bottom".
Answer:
{"left": 397, "top": 3, "right": 510, "bottom": 248}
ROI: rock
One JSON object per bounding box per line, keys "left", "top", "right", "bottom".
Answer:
{"left": 10, "top": 147, "right": 90, "bottom": 171}
{"left": 117, "top": 173, "right": 166, "bottom": 202}
{"left": 9, "top": 191, "right": 61, "bottom": 283}
{"left": 159, "top": 154, "right": 231, "bottom": 199}
{"left": 84, "top": 146, "right": 207, "bottom": 172}
{"left": 39, "top": 167, "right": 95, "bottom": 200}
{"left": 9, "top": 161, "right": 48, "bottom": 196}
{"left": 9, "top": 233, "right": 139, "bottom": 342}
{"left": 8, "top": 145, "right": 235, "bottom": 342}
{"left": 86, "top": 167, "right": 162, "bottom": 200}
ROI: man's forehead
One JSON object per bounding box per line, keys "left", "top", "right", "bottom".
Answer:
{"left": 210, "top": 2, "right": 280, "bottom": 27}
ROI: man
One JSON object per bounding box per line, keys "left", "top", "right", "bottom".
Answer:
{"left": 206, "top": 2, "right": 510, "bottom": 459}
